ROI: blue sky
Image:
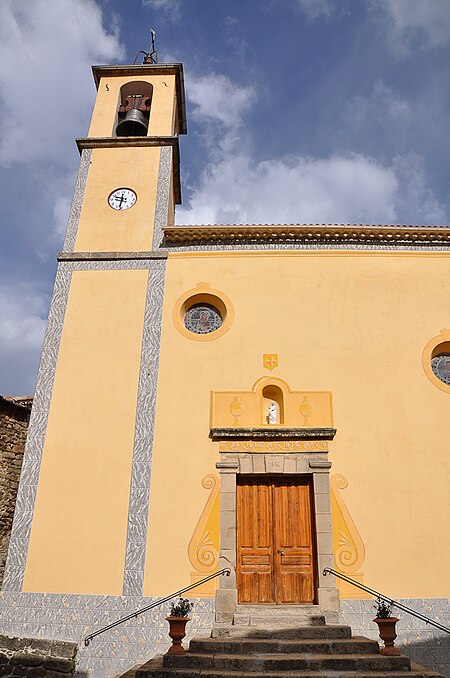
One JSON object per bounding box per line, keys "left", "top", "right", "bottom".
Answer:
{"left": 1, "top": 0, "right": 450, "bottom": 394}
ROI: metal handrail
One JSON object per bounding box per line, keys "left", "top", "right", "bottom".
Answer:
{"left": 84, "top": 568, "right": 231, "bottom": 646}
{"left": 323, "top": 567, "right": 450, "bottom": 635}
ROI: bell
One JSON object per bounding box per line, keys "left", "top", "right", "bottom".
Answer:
{"left": 116, "top": 108, "right": 148, "bottom": 137}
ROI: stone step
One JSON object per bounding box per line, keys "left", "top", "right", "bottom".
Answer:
{"left": 163, "top": 652, "right": 411, "bottom": 672}
{"left": 233, "top": 605, "right": 326, "bottom": 628}
{"left": 189, "top": 636, "right": 380, "bottom": 655}
{"left": 232, "top": 605, "right": 340, "bottom": 627}
{"left": 136, "top": 670, "right": 442, "bottom": 678}
{"left": 211, "top": 624, "right": 352, "bottom": 639}
{"left": 234, "top": 605, "right": 322, "bottom": 616}
{"left": 119, "top": 666, "right": 140, "bottom": 678}
{"left": 134, "top": 655, "right": 441, "bottom": 678}
{"left": 237, "top": 616, "right": 329, "bottom": 627}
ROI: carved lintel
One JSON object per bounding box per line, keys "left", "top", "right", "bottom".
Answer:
{"left": 219, "top": 440, "right": 329, "bottom": 453}
{"left": 210, "top": 427, "right": 336, "bottom": 441}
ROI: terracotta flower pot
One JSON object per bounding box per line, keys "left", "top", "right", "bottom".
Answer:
{"left": 165, "top": 616, "right": 191, "bottom": 655}
{"left": 373, "top": 617, "right": 401, "bottom": 656}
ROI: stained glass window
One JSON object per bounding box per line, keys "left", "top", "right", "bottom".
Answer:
{"left": 184, "top": 303, "right": 222, "bottom": 334}
{"left": 431, "top": 354, "right": 450, "bottom": 386}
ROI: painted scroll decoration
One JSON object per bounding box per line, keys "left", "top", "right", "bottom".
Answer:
{"left": 188, "top": 473, "right": 220, "bottom": 597}
{"left": 330, "top": 473, "right": 369, "bottom": 598}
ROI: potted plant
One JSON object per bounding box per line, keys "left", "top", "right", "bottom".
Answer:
{"left": 373, "top": 597, "right": 401, "bottom": 656}
{"left": 165, "top": 598, "right": 194, "bottom": 655}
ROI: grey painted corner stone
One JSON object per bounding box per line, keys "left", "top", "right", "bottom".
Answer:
{"left": 62, "top": 149, "right": 92, "bottom": 253}
{"left": 3, "top": 258, "right": 166, "bottom": 596}
{"left": 2, "top": 264, "right": 73, "bottom": 592}
{"left": 123, "top": 260, "right": 166, "bottom": 596}
{"left": 153, "top": 145, "right": 171, "bottom": 250}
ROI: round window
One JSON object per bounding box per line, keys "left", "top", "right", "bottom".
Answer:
{"left": 431, "top": 354, "right": 450, "bottom": 386}
{"left": 184, "top": 303, "right": 222, "bottom": 335}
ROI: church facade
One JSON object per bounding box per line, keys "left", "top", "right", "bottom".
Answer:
{"left": 1, "top": 62, "right": 449, "bottom": 677}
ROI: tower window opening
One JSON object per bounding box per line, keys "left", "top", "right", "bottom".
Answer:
{"left": 115, "top": 81, "right": 153, "bottom": 137}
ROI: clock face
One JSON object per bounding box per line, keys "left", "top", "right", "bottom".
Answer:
{"left": 108, "top": 188, "right": 137, "bottom": 211}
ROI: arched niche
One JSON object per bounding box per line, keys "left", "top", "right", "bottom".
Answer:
{"left": 115, "top": 81, "right": 153, "bottom": 137}
{"left": 262, "top": 384, "right": 284, "bottom": 425}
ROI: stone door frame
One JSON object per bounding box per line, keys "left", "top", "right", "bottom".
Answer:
{"left": 214, "top": 451, "right": 339, "bottom": 623}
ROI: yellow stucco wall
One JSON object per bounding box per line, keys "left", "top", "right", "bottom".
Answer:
{"left": 145, "top": 250, "right": 450, "bottom": 599}
{"left": 74, "top": 146, "right": 161, "bottom": 252}
{"left": 23, "top": 269, "right": 148, "bottom": 595}
{"left": 88, "top": 74, "right": 177, "bottom": 138}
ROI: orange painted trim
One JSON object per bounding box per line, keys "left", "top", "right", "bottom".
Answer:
{"left": 422, "top": 329, "right": 450, "bottom": 394}
{"left": 172, "top": 282, "right": 235, "bottom": 342}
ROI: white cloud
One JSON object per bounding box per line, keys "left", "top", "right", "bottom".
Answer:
{"left": 0, "top": 0, "right": 124, "bottom": 167}
{"left": 142, "top": 0, "right": 181, "bottom": 20}
{"left": 294, "top": 0, "right": 334, "bottom": 19}
{"left": 392, "top": 154, "right": 446, "bottom": 224}
{"left": 0, "top": 0, "right": 124, "bottom": 393}
{"left": 376, "top": 0, "right": 450, "bottom": 56}
{"left": 347, "top": 80, "right": 412, "bottom": 128}
{"left": 0, "top": 0, "right": 124, "bottom": 238}
{"left": 187, "top": 73, "right": 256, "bottom": 152}
{"left": 0, "top": 284, "right": 47, "bottom": 394}
{"left": 188, "top": 73, "right": 256, "bottom": 128}
{"left": 177, "top": 151, "right": 445, "bottom": 226}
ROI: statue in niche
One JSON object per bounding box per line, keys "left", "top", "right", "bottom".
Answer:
{"left": 268, "top": 401, "right": 277, "bottom": 425}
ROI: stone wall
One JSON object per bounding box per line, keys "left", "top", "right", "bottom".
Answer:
{"left": 0, "top": 396, "right": 32, "bottom": 589}
{"left": 0, "top": 634, "right": 77, "bottom": 676}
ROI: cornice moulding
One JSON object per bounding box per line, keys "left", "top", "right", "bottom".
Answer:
{"left": 164, "top": 224, "right": 450, "bottom": 248}
{"left": 210, "top": 427, "right": 337, "bottom": 441}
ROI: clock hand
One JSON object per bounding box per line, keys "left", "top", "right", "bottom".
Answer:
{"left": 114, "top": 194, "right": 127, "bottom": 209}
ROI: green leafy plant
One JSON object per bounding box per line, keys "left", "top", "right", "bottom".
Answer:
{"left": 373, "top": 597, "right": 393, "bottom": 618}
{"left": 169, "top": 597, "right": 194, "bottom": 618}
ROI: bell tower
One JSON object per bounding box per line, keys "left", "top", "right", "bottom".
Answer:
{"left": 64, "top": 62, "right": 186, "bottom": 254}
{"left": 3, "top": 62, "right": 186, "bottom": 597}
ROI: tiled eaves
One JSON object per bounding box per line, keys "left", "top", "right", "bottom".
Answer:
{"left": 163, "top": 223, "right": 450, "bottom": 249}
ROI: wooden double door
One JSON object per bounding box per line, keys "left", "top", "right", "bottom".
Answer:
{"left": 236, "top": 475, "right": 317, "bottom": 604}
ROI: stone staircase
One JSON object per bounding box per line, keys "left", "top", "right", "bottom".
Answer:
{"left": 121, "top": 620, "right": 444, "bottom": 678}
{"left": 231, "top": 604, "right": 339, "bottom": 627}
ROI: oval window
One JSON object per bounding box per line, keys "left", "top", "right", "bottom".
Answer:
{"left": 431, "top": 353, "right": 450, "bottom": 386}
{"left": 184, "top": 303, "right": 222, "bottom": 335}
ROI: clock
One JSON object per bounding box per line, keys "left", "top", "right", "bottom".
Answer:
{"left": 108, "top": 188, "right": 137, "bottom": 211}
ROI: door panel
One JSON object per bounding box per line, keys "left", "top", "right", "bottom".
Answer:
{"left": 237, "top": 476, "right": 316, "bottom": 604}
{"left": 273, "top": 478, "right": 315, "bottom": 604}
{"left": 237, "top": 478, "right": 274, "bottom": 603}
